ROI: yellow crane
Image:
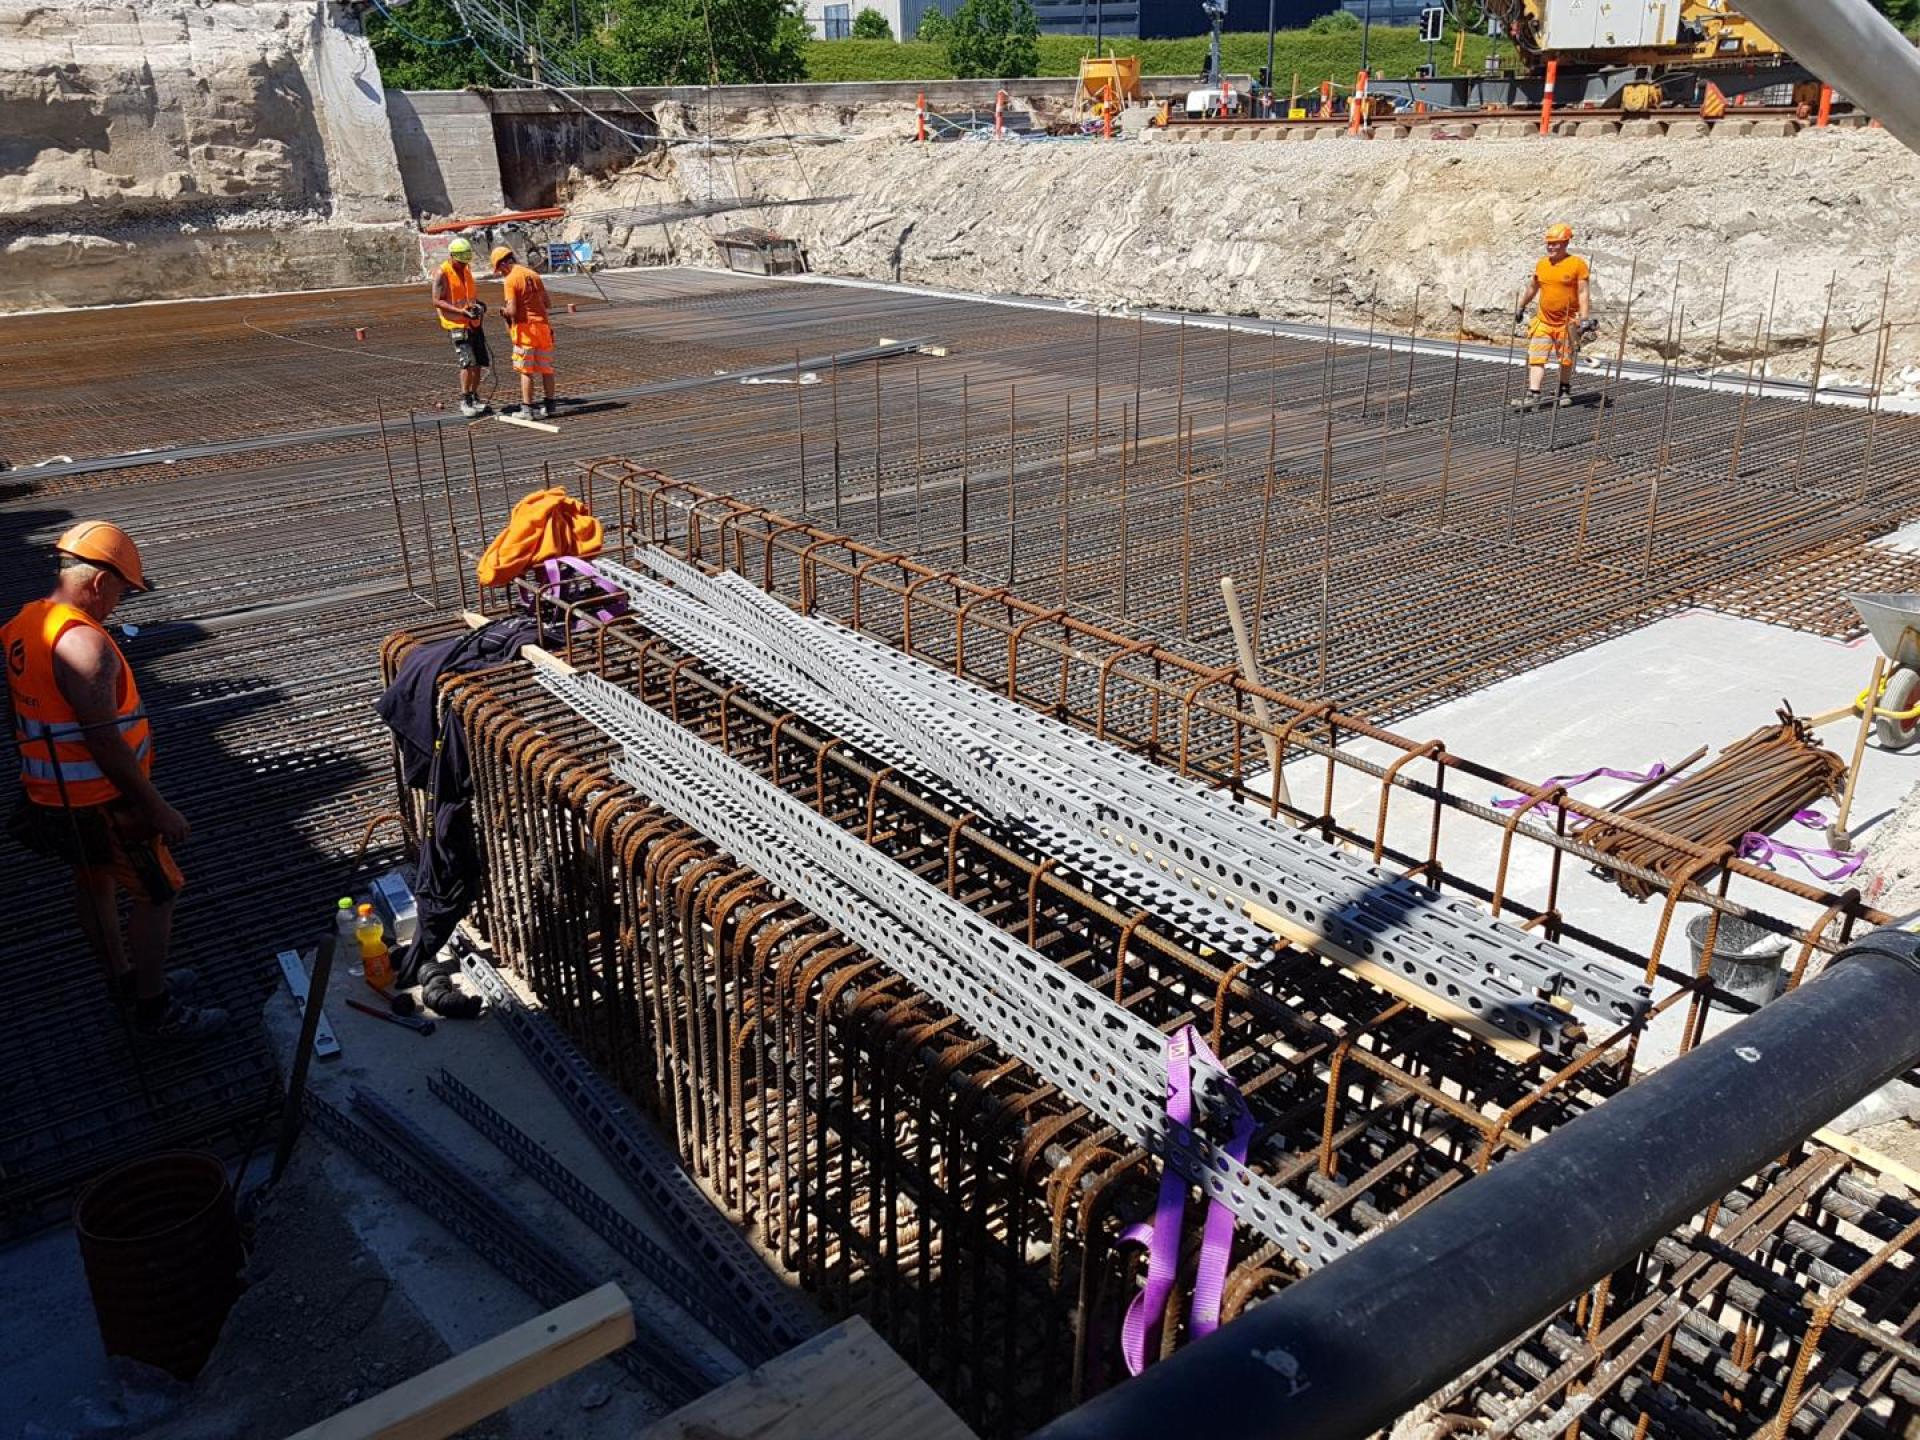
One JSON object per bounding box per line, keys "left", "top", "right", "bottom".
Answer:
{"left": 1481, "top": 0, "right": 1782, "bottom": 70}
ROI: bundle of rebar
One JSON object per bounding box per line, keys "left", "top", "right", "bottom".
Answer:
{"left": 1581, "top": 714, "right": 1846, "bottom": 900}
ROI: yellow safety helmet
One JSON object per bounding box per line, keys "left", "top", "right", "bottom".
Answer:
{"left": 447, "top": 236, "right": 473, "bottom": 260}
{"left": 1545, "top": 223, "right": 1574, "bottom": 244}
{"left": 490, "top": 245, "right": 515, "bottom": 270}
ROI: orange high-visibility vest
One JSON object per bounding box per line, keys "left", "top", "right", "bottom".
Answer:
{"left": 438, "top": 260, "right": 477, "bottom": 331}
{"left": 2, "top": 599, "right": 151, "bottom": 807}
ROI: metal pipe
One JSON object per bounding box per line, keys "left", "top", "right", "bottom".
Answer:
{"left": 1035, "top": 925, "right": 1920, "bottom": 1440}
{"left": 1733, "top": 0, "right": 1920, "bottom": 155}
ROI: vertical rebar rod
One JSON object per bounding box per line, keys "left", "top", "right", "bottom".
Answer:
{"left": 1438, "top": 293, "right": 1465, "bottom": 528}
{"left": 1175, "top": 317, "right": 1186, "bottom": 449}
{"left": 1359, "top": 302, "right": 1378, "bottom": 420}
{"left": 1318, "top": 415, "right": 1333, "bottom": 694}
{"left": 795, "top": 347, "right": 807, "bottom": 514}
{"left": 873, "top": 362, "right": 885, "bottom": 537}
{"left": 830, "top": 352, "right": 843, "bottom": 528}
{"left": 913, "top": 366, "right": 924, "bottom": 551}
{"left": 1133, "top": 313, "right": 1144, "bottom": 467}
{"left": 1859, "top": 269, "right": 1894, "bottom": 503}
{"left": 1253, "top": 411, "right": 1276, "bottom": 658}
{"left": 961, "top": 373, "right": 972, "bottom": 567}
{"left": 1792, "top": 273, "right": 1837, "bottom": 485}
{"left": 1221, "top": 318, "right": 1233, "bottom": 483}
{"left": 376, "top": 401, "right": 416, "bottom": 594}
{"left": 1180, "top": 416, "right": 1195, "bottom": 638}
{"left": 1093, "top": 309, "right": 1103, "bottom": 472}
{"left": 407, "top": 410, "right": 442, "bottom": 605}
{"left": 1645, "top": 304, "right": 1685, "bottom": 580}
{"left": 465, "top": 428, "right": 489, "bottom": 553}
{"left": 1730, "top": 273, "right": 1778, "bottom": 480}
{"left": 1574, "top": 259, "right": 1638, "bottom": 562}
{"left": 435, "top": 420, "right": 472, "bottom": 613}
{"left": 1059, "top": 393, "right": 1072, "bottom": 606}
{"left": 1706, "top": 259, "right": 1732, "bottom": 384}
{"left": 1007, "top": 384, "right": 1017, "bottom": 586}
{"left": 1119, "top": 401, "right": 1131, "bottom": 620}
{"left": 1402, "top": 281, "right": 1422, "bottom": 423}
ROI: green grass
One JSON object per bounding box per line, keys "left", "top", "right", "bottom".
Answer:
{"left": 802, "top": 25, "right": 1496, "bottom": 83}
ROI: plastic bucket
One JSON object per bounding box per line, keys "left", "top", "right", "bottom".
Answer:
{"left": 1684, "top": 911, "right": 1790, "bottom": 1009}
{"left": 74, "top": 1150, "right": 244, "bottom": 1379}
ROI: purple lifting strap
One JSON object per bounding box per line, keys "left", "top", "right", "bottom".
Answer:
{"left": 1739, "top": 832, "right": 1864, "bottom": 884}
{"left": 529, "top": 555, "right": 627, "bottom": 627}
{"left": 1119, "top": 1026, "right": 1256, "bottom": 1375}
{"left": 1492, "top": 760, "right": 1668, "bottom": 812}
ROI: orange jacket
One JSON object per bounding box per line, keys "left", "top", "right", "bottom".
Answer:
{"left": 2, "top": 599, "right": 152, "bottom": 807}
{"left": 475, "top": 487, "right": 604, "bottom": 589}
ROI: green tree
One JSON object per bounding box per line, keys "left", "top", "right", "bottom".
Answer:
{"left": 363, "top": 0, "right": 493, "bottom": 90}
{"left": 945, "top": 0, "right": 1039, "bottom": 78}
{"left": 852, "top": 6, "right": 894, "bottom": 37}
{"left": 1306, "top": 8, "right": 1359, "bottom": 33}
{"left": 916, "top": 5, "right": 951, "bottom": 40}
{"left": 1869, "top": 0, "right": 1920, "bottom": 36}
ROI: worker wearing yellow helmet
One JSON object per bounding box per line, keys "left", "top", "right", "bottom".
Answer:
{"left": 1512, "top": 222, "right": 1595, "bottom": 411}
{"left": 431, "top": 235, "right": 492, "bottom": 419}
{"left": 2, "top": 523, "right": 228, "bottom": 1041}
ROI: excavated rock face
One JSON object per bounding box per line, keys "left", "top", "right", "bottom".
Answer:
{"left": 0, "top": 0, "right": 417, "bottom": 309}
{"left": 562, "top": 123, "right": 1920, "bottom": 386}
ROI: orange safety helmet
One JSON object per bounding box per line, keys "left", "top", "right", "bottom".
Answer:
{"left": 490, "top": 245, "right": 515, "bottom": 270}
{"left": 1545, "top": 222, "right": 1574, "bottom": 244}
{"left": 56, "top": 520, "right": 150, "bottom": 591}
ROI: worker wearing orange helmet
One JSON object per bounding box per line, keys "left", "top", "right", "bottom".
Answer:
{"left": 492, "top": 245, "right": 558, "bottom": 422}
{"left": 1512, "top": 222, "right": 1595, "bottom": 410}
{"left": 2, "top": 524, "right": 227, "bottom": 1041}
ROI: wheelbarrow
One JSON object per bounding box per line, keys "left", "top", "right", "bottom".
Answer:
{"left": 1845, "top": 593, "right": 1920, "bottom": 752}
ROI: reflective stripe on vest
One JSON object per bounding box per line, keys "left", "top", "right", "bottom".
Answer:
{"left": 3, "top": 599, "right": 152, "bottom": 807}
{"left": 438, "top": 260, "right": 477, "bottom": 331}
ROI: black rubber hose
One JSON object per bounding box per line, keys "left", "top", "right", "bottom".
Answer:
{"left": 1035, "top": 926, "right": 1920, "bottom": 1440}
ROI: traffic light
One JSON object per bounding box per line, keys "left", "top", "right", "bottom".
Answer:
{"left": 1419, "top": 6, "right": 1444, "bottom": 43}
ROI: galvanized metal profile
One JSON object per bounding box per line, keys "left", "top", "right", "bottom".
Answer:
{"left": 454, "top": 946, "right": 813, "bottom": 1356}
{"left": 634, "top": 551, "right": 1649, "bottom": 1051}
{"left": 600, "top": 557, "right": 1268, "bottom": 960}
{"left": 302, "top": 1086, "right": 710, "bottom": 1406}
{"left": 531, "top": 659, "right": 1356, "bottom": 1268}
{"left": 428, "top": 1067, "right": 769, "bottom": 1366}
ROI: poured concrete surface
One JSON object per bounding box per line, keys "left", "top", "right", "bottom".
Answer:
{"left": 1279, "top": 606, "right": 1916, "bottom": 1065}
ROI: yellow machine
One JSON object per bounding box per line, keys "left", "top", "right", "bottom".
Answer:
{"left": 1483, "top": 0, "right": 1782, "bottom": 70}
{"left": 1076, "top": 55, "right": 1143, "bottom": 111}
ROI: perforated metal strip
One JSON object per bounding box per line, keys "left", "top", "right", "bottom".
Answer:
{"left": 533, "top": 662, "right": 1354, "bottom": 1268}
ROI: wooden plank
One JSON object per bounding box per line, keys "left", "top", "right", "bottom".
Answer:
{"left": 636, "top": 1316, "right": 978, "bottom": 1440}
{"left": 495, "top": 413, "right": 559, "bottom": 434}
{"left": 285, "top": 1283, "right": 634, "bottom": 1440}
{"left": 1815, "top": 1127, "right": 1920, "bottom": 1192}
{"left": 1243, "top": 899, "right": 1542, "bottom": 1065}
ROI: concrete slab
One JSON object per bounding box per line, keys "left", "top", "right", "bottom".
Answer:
{"left": 1272, "top": 607, "right": 1913, "bottom": 1066}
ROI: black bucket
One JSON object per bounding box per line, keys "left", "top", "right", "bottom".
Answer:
{"left": 1685, "top": 911, "right": 1790, "bottom": 1009}
{"left": 74, "top": 1149, "right": 244, "bottom": 1379}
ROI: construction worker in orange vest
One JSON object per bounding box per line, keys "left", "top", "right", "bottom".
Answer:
{"left": 3, "top": 524, "right": 227, "bottom": 1040}
{"left": 492, "top": 246, "right": 558, "bottom": 422}
{"left": 1512, "top": 222, "right": 1596, "bottom": 411}
{"left": 432, "top": 236, "right": 492, "bottom": 418}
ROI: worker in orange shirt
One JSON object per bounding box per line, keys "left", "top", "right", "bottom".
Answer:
{"left": 3, "top": 523, "right": 227, "bottom": 1041}
{"left": 1512, "top": 222, "right": 1595, "bottom": 411}
{"left": 432, "top": 236, "right": 491, "bottom": 419}
{"left": 491, "top": 246, "right": 557, "bottom": 422}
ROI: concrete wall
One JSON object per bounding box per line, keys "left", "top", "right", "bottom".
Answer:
{"left": 493, "top": 104, "right": 658, "bottom": 211}
{"left": 384, "top": 91, "right": 506, "bottom": 220}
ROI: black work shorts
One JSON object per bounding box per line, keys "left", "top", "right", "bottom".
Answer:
{"left": 7, "top": 796, "right": 184, "bottom": 904}
{"left": 451, "top": 326, "right": 490, "bottom": 371}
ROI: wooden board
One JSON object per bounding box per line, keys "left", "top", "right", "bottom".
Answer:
{"left": 286, "top": 1283, "right": 633, "bottom": 1440}
{"left": 495, "top": 413, "right": 559, "bottom": 434}
{"left": 1243, "top": 898, "right": 1542, "bottom": 1065}
{"left": 1815, "top": 1126, "right": 1920, "bottom": 1192}
{"left": 635, "top": 1316, "right": 978, "bottom": 1440}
